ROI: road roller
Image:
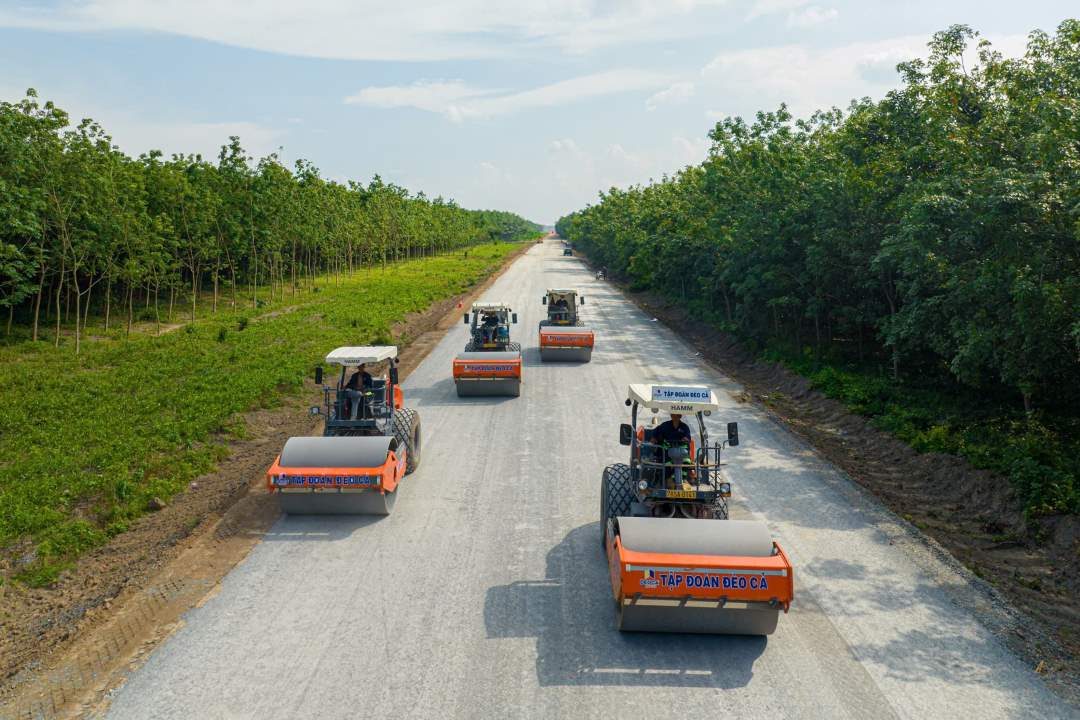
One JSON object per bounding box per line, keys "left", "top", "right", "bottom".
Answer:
{"left": 453, "top": 302, "right": 522, "bottom": 397}
{"left": 266, "top": 346, "right": 421, "bottom": 515}
{"left": 600, "top": 384, "right": 793, "bottom": 634}
{"left": 538, "top": 289, "right": 593, "bottom": 362}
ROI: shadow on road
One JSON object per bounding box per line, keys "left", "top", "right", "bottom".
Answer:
{"left": 484, "top": 523, "right": 767, "bottom": 688}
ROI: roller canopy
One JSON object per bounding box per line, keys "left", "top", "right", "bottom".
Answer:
{"left": 279, "top": 436, "right": 393, "bottom": 469}
{"left": 471, "top": 302, "right": 512, "bottom": 312}
{"left": 324, "top": 346, "right": 398, "bottom": 366}
{"left": 627, "top": 384, "right": 720, "bottom": 413}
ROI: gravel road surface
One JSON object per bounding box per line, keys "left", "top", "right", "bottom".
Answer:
{"left": 101, "top": 241, "right": 1074, "bottom": 720}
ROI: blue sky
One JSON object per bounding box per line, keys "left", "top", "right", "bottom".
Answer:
{"left": 0, "top": 1, "right": 1075, "bottom": 224}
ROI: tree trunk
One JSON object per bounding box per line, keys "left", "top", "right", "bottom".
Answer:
{"left": 169, "top": 284, "right": 175, "bottom": 322}
{"left": 104, "top": 277, "right": 112, "bottom": 331}
{"left": 6, "top": 305, "right": 13, "bottom": 337}
{"left": 32, "top": 259, "right": 45, "bottom": 342}
{"left": 71, "top": 265, "right": 82, "bottom": 355}
{"left": 54, "top": 255, "right": 65, "bottom": 348}
{"left": 127, "top": 284, "right": 134, "bottom": 335}
{"left": 82, "top": 283, "right": 92, "bottom": 336}
{"left": 191, "top": 265, "right": 198, "bottom": 323}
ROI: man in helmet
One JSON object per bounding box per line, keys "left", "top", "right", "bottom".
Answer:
{"left": 651, "top": 413, "right": 693, "bottom": 486}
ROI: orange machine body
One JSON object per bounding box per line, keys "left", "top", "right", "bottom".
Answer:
{"left": 266, "top": 448, "right": 405, "bottom": 495}
{"left": 452, "top": 357, "right": 522, "bottom": 380}
{"left": 606, "top": 528, "right": 794, "bottom": 611}
{"left": 538, "top": 327, "right": 594, "bottom": 349}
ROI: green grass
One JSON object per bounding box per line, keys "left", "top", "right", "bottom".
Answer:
{"left": 0, "top": 244, "right": 517, "bottom": 585}
{"left": 764, "top": 346, "right": 1079, "bottom": 519}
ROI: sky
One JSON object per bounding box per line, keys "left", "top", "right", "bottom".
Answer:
{"left": 0, "top": 1, "right": 1075, "bottom": 224}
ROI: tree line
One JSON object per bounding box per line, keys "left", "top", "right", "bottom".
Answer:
{"left": 0, "top": 90, "right": 539, "bottom": 352}
{"left": 558, "top": 23, "right": 1080, "bottom": 414}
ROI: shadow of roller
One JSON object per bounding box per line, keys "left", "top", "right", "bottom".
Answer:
{"left": 484, "top": 524, "right": 767, "bottom": 688}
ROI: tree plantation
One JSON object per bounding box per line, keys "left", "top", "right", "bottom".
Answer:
{"left": 0, "top": 91, "right": 540, "bottom": 352}
{"left": 558, "top": 24, "right": 1080, "bottom": 515}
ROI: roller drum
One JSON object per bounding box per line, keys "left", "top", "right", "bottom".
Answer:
{"left": 614, "top": 518, "right": 780, "bottom": 636}
{"left": 616, "top": 518, "right": 774, "bottom": 557}
{"left": 617, "top": 602, "right": 779, "bottom": 635}
{"left": 278, "top": 489, "right": 396, "bottom": 516}
{"left": 276, "top": 435, "right": 396, "bottom": 516}
{"left": 279, "top": 435, "right": 393, "bottom": 470}
{"left": 538, "top": 346, "right": 593, "bottom": 363}
{"left": 455, "top": 378, "right": 521, "bottom": 397}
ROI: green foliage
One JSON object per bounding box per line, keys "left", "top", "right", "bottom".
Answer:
{"left": 0, "top": 243, "right": 515, "bottom": 585}
{"left": 558, "top": 21, "right": 1080, "bottom": 516}
{"left": 0, "top": 93, "right": 538, "bottom": 350}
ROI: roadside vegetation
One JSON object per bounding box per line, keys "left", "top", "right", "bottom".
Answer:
{"left": 0, "top": 91, "right": 540, "bottom": 586}
{"left": 0, "top": 243, "right": 519, "bottom": 587}
{"left": 0, "top": 89, "right": 540, "bottom": 352}
{"left": 558, "top": 23, "right": 1080, "bottom": 518}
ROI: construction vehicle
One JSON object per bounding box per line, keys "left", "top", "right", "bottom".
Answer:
{"left": 601, "top": 384, "right": 793, "bottom": 635}
{"left": 266, "top": 346, "right": 421, "bottom": 515}
{"left": 453, "top": 303, "right": 522, "bottom": 397}
{"left": 538, "top": 289, "right": 593, "bottom": 362}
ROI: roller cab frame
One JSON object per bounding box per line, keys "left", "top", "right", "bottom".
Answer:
{"left": 462, "top": 302, "right": 519, "bottom": 352}
{"left": 600, "top": 383, "right": 793, "bottom": 634}
{"left": 453, "top": 303, "right": 523, "bottom": 397}
{"left": 266, "top": 346, "right": 422, "bottom": 515}
{"left": 539, "top": 289, "right": 593, "bottom": 362}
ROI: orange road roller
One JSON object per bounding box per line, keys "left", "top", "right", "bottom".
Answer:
{"left": 453, "top": 302, "right": 522, "bottom": 396}
{"left": 601, "top": 384, "right": 793, "bottom": 634}
{"left": 538, "top": 289, "right": 593, "bottom": 362}
{"left": 266, "top": 346, "right": 420, "bottom": 515}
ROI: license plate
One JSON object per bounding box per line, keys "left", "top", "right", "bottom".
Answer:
{"left": 664, "top": 490, "right": 697, "bottom": 499}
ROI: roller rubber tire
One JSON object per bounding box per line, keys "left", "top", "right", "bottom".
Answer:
{"left": 393, "top": 407, "right": 421, "bottom": 474}
{"left": 600, "top": 463, "right": 633, "bottom": 546}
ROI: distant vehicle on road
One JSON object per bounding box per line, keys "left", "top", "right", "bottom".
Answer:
{"left": 563, "top": 248, "right": 573, "bottom": 256}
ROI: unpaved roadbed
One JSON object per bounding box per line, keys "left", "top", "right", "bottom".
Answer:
{"left": 93, "top": 243, "right": 1075, "bottom": 720}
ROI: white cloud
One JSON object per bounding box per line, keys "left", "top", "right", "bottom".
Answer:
{"left": 548, "top": 138, "right": 581, "bottom": 154}
{"left": 0, "top": 0, "right": 786, "bottom": 61}
{"left": 347, "top": 70, "right": 670, "bottom": 122}
{"left": 698, "top": 32, "right": 1030, "bottom": 120}
{"left": 477, "top": 160, "right": 515, "bottom": 187}
{"left": 646, "top": 81, "right": 696, "bottom": 110}
{"left": 346, "top": 80, "right": 492, "bottom": 121}
{"left": 699, "top": 36, "right": 926, "bottom": 118}
{"left": 745, "top": 0, "right": 810, "bottom": 21}
{"left": 787, "top": 5, "right": 838, "bottom": 28}
{"left": 672, "top": 135, "right": 711, "bottom": 164}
